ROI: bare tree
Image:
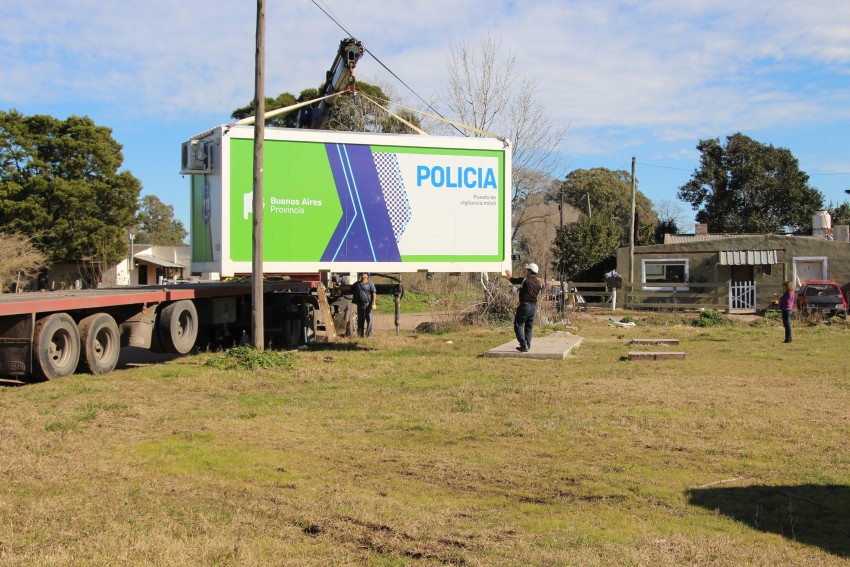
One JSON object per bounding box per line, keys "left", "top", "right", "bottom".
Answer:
{"left": 441, "top": 34, "right": 569, "bottom": 240}
{"left": 0, "top": 231, "right": 49, "bottom": 292}
{"left": 654, "top": 199, "right": 692, "bottom": 239}
{"left": 513, "top": 189, "right": 581, "bottom": 282}
{"left": 327, "top": 80, "right": 427, "bottom": 134}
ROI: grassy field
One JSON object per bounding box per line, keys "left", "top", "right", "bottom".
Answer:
{"left": 1, "top": 310, "right": 849, "bottom": 566}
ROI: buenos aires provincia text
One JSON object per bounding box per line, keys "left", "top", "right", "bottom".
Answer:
{"left": 270, "top": 196, "right": 323, "bottom": 215}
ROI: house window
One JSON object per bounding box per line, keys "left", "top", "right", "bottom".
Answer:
{"left": 642, "top": 259, "right": 688, "bottom": 290}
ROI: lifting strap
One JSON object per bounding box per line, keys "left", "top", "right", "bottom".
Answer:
{"left": 231, "top": 91, "right": 348, "bottom": 126}
{"left": 357, "top": 92, "right": 427, "bottom": 135}
{"left": 229, "top": 88, "right": 509, "bottom": 147}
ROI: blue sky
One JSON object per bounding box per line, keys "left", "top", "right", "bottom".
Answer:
{"left": 2, "top": 0, "right": 849, "bottom": 235}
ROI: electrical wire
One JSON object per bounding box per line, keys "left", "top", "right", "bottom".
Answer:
{"left": 310, "top": 0, "right": 465, "bottom": 136}
{"left": 636, "top": 162, "right": 691, "bottom": 172}
{"left": 639, "top": 161, "right": 850, "bottom": 178}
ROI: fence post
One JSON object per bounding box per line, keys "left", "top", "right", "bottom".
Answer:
{"left": 612, "top": 288, "right": 617, "bottom": 311}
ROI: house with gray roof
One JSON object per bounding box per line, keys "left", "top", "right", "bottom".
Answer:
{"left": 615, "top": 216, "right": 850, "bottom": 312}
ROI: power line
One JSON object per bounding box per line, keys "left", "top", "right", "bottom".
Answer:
{"left": 638, "top": 162, "right": 850, "bottom": 178}
{"left": 310, "top": 0, "right": 465, "bottom": 135}
{"left": 636, "top": 162, "right": 691, "bottom": 172}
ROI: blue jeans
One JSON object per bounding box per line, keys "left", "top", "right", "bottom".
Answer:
{"left": 782, "top": 310, "right": 792, "bottom": 343}
{"left": 514, "top": 303, "right": 537, "bottom": 348}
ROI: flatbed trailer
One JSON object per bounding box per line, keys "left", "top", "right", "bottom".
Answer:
{"left": 0, "top": 278, "right": 370, "bottom": 381}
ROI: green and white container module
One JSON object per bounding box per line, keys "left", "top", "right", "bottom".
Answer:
{"left": 181, "top": 126, "right": 512, "bottom": 277}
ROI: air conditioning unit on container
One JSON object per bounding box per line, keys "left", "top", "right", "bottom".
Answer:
{"left": 180, "top": 140, "right": 213, "bottom": 174}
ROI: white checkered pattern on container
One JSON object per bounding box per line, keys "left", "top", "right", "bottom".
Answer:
{"left": 372, "top": 152, "right": 411, "bottom": 242}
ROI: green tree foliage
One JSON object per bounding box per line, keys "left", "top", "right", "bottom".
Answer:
{"left": 0, "top": 110, "right": 141, "bottom": 264}
{"left": 551, "top": 210, "right": 621, "bottom": 280}
{"left": 558, "top": 168, "right": 658, "bottom": 245}
{"left": 654, "top": 218, "right": 679, "bottom": 244}
{"left": 230, "top": 82, "right": 421, "bottom": 134}
{"left": 231, "top": 92, "right": 299, "bottom": 128}
{"left": 134, "top": 195, "right": 188, "bottom": 246}
{"left": 678, "top": 133, "right": 823, "bottom": 233}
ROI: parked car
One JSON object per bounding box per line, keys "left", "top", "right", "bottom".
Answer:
{"left": 797, "top": 280, "right": 848, "bottom": 319}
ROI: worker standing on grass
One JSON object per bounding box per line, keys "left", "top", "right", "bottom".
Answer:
{"left": 504, "top": 263, "right": 543, "bottom": 352}
{"left": 352, "top": 272, "right": 377, "bottom": 337}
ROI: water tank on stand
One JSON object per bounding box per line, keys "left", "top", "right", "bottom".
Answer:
{"left": 812, "top": 210, "right": 832, "bottom": 239}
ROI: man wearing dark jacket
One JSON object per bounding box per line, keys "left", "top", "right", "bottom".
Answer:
{"left": 504, "top": 263, "right": 543, "bottom": 352}
{"left": 352, "top": 272, "right": 377, "bottom": 337}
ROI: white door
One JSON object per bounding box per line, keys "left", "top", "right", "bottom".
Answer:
{"left": 793, "top": 257, "right": 827, "bottom": 286}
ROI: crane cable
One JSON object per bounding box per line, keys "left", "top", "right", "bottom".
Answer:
{"left": 361, "top": 94, "right": 508, "bottom": 143}
{"left": 309, "top": 0, "right": 466, "bottom": 137}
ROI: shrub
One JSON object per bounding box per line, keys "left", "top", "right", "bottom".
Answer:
{"left": 693, "top": 308, "right": 726, "bottom": 327}
{"left": 205, "top": 346, "right": 293, "bottom": 371}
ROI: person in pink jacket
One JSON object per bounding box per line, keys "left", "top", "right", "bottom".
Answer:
{"left": 775, "top": 280, "right": 795, "bottom": 343}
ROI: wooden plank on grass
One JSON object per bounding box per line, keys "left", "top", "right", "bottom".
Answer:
{"left": 316, "top": 284, "right": 337, "bottom": 342}
{"left": 629, "top": 339, "right": 680, "bottom": 345}
{"left": 628, "top": 351, "right": 685, "bottom": 360}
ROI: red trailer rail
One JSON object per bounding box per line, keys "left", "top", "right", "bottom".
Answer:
{"left": 0, "top": 282, "right": 315, "bottom": 317}
{"left": 0, "top": 279, "right": 348, "bottom": 382}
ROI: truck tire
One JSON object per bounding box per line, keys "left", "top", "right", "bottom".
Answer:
{"left": 159, "top": 300, "right": 198, "bottom": 354}
{"left": 77, "top": 313, "right": 121, "bottom": 375}
{"left": 33, "top": 313, "right": 81, "bottom": 380}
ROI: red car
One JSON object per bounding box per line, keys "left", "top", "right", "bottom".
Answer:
{"left": 797, "top": 280, "right": 848, "bottom": 319}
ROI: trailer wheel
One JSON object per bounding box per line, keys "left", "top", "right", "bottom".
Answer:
{"left": 77, "top": 313, "right": 120, "bottom": 375}
{"left": 33, "top": 313, "right": 81, "bottom": 380}
{"left": 159, "top": 300, "right": 198, "bottom": 354}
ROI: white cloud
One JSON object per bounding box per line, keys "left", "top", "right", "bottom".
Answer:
{"left": 2, "top": 0, "right": 848, "bottom": 129}
{"left": 2, "top": 0, "right": 849, "bottom": 218}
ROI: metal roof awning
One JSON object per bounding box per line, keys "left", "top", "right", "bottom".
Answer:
{"left": 718, "top": 250, "right": 778, "bottom": 266}
{"left": 135, "top": 255, "right": 185, "bottom": 269}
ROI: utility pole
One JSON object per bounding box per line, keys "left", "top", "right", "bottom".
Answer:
{"left": 628, "top": 156, "right": 637, "bottom": 306}
{"left": 251, "top": 0, "right": 265, "bottom": 350}
{"left": 559, "top": 189, "right": 565, "bottom": 313}
{"left": 559, "top": 188, "right": 564, "bottom": 228}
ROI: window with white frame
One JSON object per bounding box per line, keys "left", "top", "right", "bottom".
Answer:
{"left": 642, "top": 258, "right": 689, "bottom": 290}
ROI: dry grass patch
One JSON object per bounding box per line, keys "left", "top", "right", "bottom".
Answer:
{"left": 1, "top": 311, "right": 849, "bottom": 565}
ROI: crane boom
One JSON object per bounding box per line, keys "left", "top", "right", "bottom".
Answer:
{"left": 298, "top": 37, "right": 365, "bottom": 130}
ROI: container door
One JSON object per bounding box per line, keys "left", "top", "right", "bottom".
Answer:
{"left": 793, "top": 258, "right": 827, "bottom": 286}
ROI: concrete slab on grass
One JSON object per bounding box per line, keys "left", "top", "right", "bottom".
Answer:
{"left": 484, "top": 331, "right": 582, "bottom": 360}
{"left": 628, "top": 351, "right": 686, "bottom": 361}
{"left": 628, "top": 338, "right": 680, "bottom": 346}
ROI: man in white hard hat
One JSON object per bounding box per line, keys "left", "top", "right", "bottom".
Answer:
{"left": 503, "top": 262, "right": 543, "bottom": 352}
